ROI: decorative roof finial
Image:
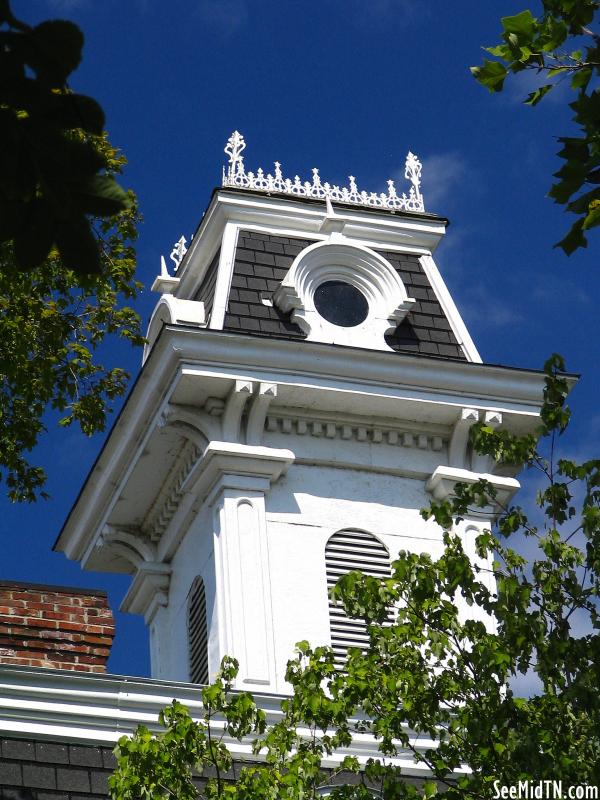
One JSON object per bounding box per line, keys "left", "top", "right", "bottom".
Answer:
{"left": 404, "top": 151, "right": 423, "bottom": 210}
{"left": 170, "top": 235, "right": 188, "bottom": 272}
{"left": 224, "top": 131, "right": 246, "bottom": 184}
{"left": 221, "top": 131, "right": 425, "bottom": 213}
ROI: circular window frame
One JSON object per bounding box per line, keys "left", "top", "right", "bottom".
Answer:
{"left": 273, "top": 240, "right": 415, "bottom": 349}
{"left": 313, "top": 280, "right": 370, "bottom": 327}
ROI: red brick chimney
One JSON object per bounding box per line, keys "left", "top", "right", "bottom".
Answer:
{"left": 0, "top": 580, "right": 115, "bottom": 672}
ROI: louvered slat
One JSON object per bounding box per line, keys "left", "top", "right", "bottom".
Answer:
{"left": 325, "top": 530, "right": 391, "bottom": 669}
{"left": 188, "top": 577, "right": 209, "bottom": 684}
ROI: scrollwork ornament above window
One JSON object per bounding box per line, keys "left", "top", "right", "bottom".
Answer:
{"left": 222, "top": 131, "right": 425, "bottom": 213}
{"left": 273, "top": 241, "right": 416, "bottom": 350}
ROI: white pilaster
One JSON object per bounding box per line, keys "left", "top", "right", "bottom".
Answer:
{"left": 184, "top": 442, "right": 294, "bottom": 691}
{"left": 214, "top": 488, "right": 276, "bottom": 688}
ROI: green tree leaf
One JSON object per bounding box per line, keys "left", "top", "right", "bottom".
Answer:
{"left": 472, "top": 2, "right": 600, "bottom": 254}
{"left": 0, "top": 1, "right": 131, "bottom": 272}
{"left": 524, "top": 84, "right": 554, "bottom": 105}
{"left": 29, "top": 20, "right": 84, "bottom": 86}
{"left": 74, "top": 174, "right": 131, "bottom": 217}
{"left": 13, "top": 198, "right": 55, "bottom": 269}
{"left": 0, "top": 133, "right": 143, "bottom": 501}
{"left": 501, "top": 10, "right": 536, "bottom": 40}
{"left": 470, "top": 59, "right": 507, "bottom": 92}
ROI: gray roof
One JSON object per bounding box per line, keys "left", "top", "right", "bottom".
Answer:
{"left": 194, "top": 229, "right": 465, "bottom": 360}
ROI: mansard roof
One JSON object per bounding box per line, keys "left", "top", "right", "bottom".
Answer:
{"left": 150, "top": 180, "right": 475, "bottom": 364}
{"left": 193, "top": 227, "right": 466, "bottom": 360}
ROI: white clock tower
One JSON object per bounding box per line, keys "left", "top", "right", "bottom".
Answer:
{"left": 56, "top": 133, "right": 546, "bottom": 694}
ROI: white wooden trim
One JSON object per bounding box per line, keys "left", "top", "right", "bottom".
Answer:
{"left": 176, "top": 191, "right": 448, "bottom": 299}
{"left": 419, "top": 254, "right": 481, "bottom": 364}
{"left": 0, "top": 666, "right": 456, "bottom": 775}
{"left": 209, "top": 222, "right": 240, "bottom": 330}
{"left": 56, "top": 328, "right": 555, "bottom": 567}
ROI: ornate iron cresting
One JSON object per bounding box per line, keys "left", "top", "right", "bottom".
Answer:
{"left": 222, "top": 131, "right": 425, "bottom": 213}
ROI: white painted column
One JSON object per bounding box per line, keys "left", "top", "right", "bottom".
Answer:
{"left": 213, "top": 487, "right": 276, "bottom": 688}
{"left": 183, "top": 442, "right": 295, "bottom": 692}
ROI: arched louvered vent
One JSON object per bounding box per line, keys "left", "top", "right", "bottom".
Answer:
{"left": 325, "top": 529, "right": 391, "bottom": 669}
{"left": 188, "top": 577, "right": 209, "bottom": 684}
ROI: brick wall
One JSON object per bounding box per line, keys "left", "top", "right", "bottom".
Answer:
{"left": 0, "top": 581, "right": 114, "bottom": 672}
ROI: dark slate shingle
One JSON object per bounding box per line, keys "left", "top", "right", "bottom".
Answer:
{"left": 0, "top": 733, "right": 426, "bottom": 798}
{"left": 68, "top": 749, "right": 102, "bottom": 770}
{"left": 0, "top": 761, "right": 22, "bottom": 786}
{"left": 223, "top": 231, "right": 311, "bottom": 341}
{"left": 1, "top": 743, "right": 34, "bottom": 762}
{"left": 34, "top": 745, "right": 68, "bottom": 766}
{"left": 21, "top": 766, "right": 55, "bottom": 790}
{"left": 56, "top": 769, "right": 90, "bottom": 793}
{"left": 1, "top": 738, "right": 115, "bottom": 799}
{"left": 381, "top": 249, "right": 465, "bottom": 360}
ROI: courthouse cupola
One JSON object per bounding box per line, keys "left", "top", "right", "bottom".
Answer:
{"left": 144, "top": 131, "right": 478, "bottom": 361}
{"left": 56, "top": 133, "right": 550, "bottom": 693}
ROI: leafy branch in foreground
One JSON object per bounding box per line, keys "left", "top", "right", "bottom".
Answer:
{"left": 0, "top": 134, "right": 143, "bottom": 502}
{"left": 0, "top": 0, "right": 131, "bottom": 273}
{"left": 109, "top": 654, "right": 364, "bottom": 800}
{"left": 110, "top": 355, "right": 600, "bottom": 798}
{"left": 471, "top": 3, "right": 600, "bottom": 254}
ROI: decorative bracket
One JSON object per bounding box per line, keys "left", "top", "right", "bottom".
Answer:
{"left": 471, "top": 411, "right": 503, "bottom": 474}
{"left": 426, "top": 466, "right": 520, "bottom": 516}
{"left": 247, "top": 383, "right": 278, "bottom": 445}
{"left": 120, "top": 562, "right": 172, "bottom": 625}
{"left": 164, "top": 402, "right": 221, "bottom": 447}
{"left": 222, "top": 380, "right": 254, "bottom": 441}
{"left": 449, "top": 408, "right": 479, "bottom": 470}
{"left": 98, "top": 526, "right": 172, "bottom": 624}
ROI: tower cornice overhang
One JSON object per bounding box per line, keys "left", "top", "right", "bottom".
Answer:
{"left": 175, "top": 188, "right": 450, "bottom": 301}
{"left": 0, "top": 665, "right": 450, "bottom": 775}
{"left": 55, "top": 324, "right": 576, "bottom": 574}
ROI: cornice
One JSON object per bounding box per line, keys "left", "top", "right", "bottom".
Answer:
{"left": 55, "top": 327, "right": 569, "bottom": 567}
{"left": 181, "top": 441, "right": 295, "bottom": 507}
{"left": 167, "top": 328, "right": 557, "bottom": 408}
{"left": 265, "top": 412, "right": 446, "bottom": 452}
{"left": 176, "top": 190, "right": 449, "bottom": 300}
{"left": 427, "top": 466, "right": 521, "bottom": 508}
{"left": 0, "top": 666, "right": 446, "bottom": 775}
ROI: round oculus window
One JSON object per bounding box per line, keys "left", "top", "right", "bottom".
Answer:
{"left": 313, "top": 281, "right": 369, "bottom": 327}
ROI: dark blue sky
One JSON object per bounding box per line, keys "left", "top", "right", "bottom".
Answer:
{"left": 4, "top": 0, "right": 599, "bottom": 677}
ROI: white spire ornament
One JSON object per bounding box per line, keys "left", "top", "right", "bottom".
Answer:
{"left": 151, "top": 236, "right": 188, "bottom": 293}
{"left": 169, "top": 235, "right": 188, "bottom": 272}
{"left": 221, "top": 131, "right": 425, "bottom": 213}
